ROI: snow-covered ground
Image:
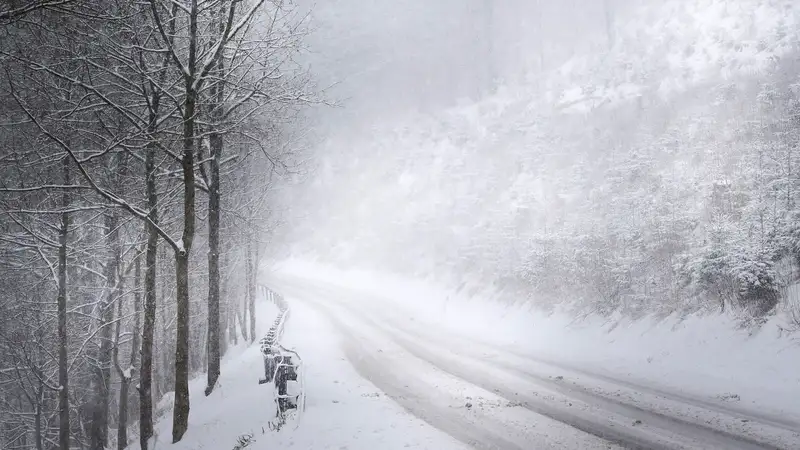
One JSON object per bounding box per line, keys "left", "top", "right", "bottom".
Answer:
{"left": 130, "top": 293, "right": 464, "bottom": 450}
{"left": 268, "top": 267, "right": 800, "bottom": 448}
{"left": 271, "top": 259, "right": 800, "bottom": 425}
{"left": 132, "top": 259, "right": 800, "bottom": 449}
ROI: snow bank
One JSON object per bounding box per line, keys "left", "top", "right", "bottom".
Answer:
{"left": 262, "top": 300, "right": 465, "bottom": 449}
{"left": 273, "top": 259, "right": 800, "bottom": 421}
{"left": 129, "top": 299, "right": 279, "bottom": 450}
{"left": 129, "top": 288, "right": 461, "bottom": 450}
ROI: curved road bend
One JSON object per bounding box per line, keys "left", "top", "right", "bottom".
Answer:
{"left": 273, "top": 278, "right": 800, "bottom": 450}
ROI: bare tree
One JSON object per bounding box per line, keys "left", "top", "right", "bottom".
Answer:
{"left": 0, "top": 0, "right": 315, "bottom": 447}
{"left": 0, "top": 0, "right": 82, "bottom": 22}
{"left": 57, "top": 156, "right": 71, "bottom": 450}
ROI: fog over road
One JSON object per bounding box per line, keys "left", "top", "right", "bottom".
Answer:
{"left": 271, "top": 275, "right": 800, "bottom": 450}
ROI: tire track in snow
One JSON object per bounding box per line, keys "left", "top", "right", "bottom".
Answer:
{"left": 274, "top": 278, "right": 797, "bottom": 450}
{"left": 290, "top": 290, "right": 621, "bottom": 449}
{"left": 323, "top": 307, "right": 528, "bottom": 450}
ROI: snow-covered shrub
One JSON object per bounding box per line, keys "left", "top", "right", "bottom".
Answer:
{"left": 734, "top": 259, "right": 780, "bottom": 317}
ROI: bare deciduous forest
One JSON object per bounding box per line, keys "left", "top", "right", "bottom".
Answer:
{"left": 0, "top": 0, "right": 313, "bottom": 448}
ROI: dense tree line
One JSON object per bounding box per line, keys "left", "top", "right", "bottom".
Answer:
{"left": 0, "top": 0, "right": 312, "bottom": 448}
{"left": 283, "top": 0, "right": 800, "bottom": 325}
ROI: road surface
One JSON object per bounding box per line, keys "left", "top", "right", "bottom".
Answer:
{"left": 270, "top": 275, "right": 800, "bottom": 450}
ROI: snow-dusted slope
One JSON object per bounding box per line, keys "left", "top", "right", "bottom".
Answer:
{"left": 284, "top": 0, "right": 800, "bottom": 319}
{"left": 552, "top": 0, "right": 799, "bottom": 111}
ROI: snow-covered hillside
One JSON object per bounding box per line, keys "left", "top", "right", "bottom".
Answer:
{"left": 552, "top": 0, "right": 800, "bottom": 111}
{"left": 282, "top": 0, "right": 800, "bottom": 322}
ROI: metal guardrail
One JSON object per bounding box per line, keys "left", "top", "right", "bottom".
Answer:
{"left": 257, "top": 286, "right": 305, "bottom": 430}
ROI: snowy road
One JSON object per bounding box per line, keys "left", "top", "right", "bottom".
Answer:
{"left": 271, "top": 275, "right": 800, "bottom": 450}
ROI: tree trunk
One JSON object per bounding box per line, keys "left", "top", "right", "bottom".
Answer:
{"left": 34, "top": 387, "right": 43, "bottom": 450}
{"left": 241, "top": 247, "right": 249, "bottom": 342}
{"left": 172, "top": 250, "right": 192, "bottom": 442}
{"left": 483, "top": 0, "right": 494, "bottom": 93}
{"left": 248, "top": 236, "right": 256, "bottom": 342}
{"left": 172, "top": 69, "right": 198, "bottom": 444}
{"left": 204, "top": 126, "right": 222, "bottom": 396}
{"left": 536, "top": 0, "right": 545, "bottom": 71}
{"left": 205, "top": 3, "right": 227, "bottom": 396}
{"left": 58, "top": 156, "right": 70, "bottom": 450}
{"left": 117, "top": 252, "right": 141, "bottom": 449}
{"left": 604, "top": 0, "right": 615, "bottom": 49}
{"left": 237, "top": 296, "right": 247, "bottom": 342}
{"left": 222, "top": 249, "right": 232, "bottom": 351}
{"left": 91, "top": 200, "right": 120, "bottom": 450}
{"left": 139, "top": 127, "right": 160, "bottom": 450}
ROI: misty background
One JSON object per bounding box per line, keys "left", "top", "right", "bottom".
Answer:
{"left": 274, "top": 0, "right": 800, "bottom": 321}
{"left": 296, "top": 0, "right": 622, "bottom": 125}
